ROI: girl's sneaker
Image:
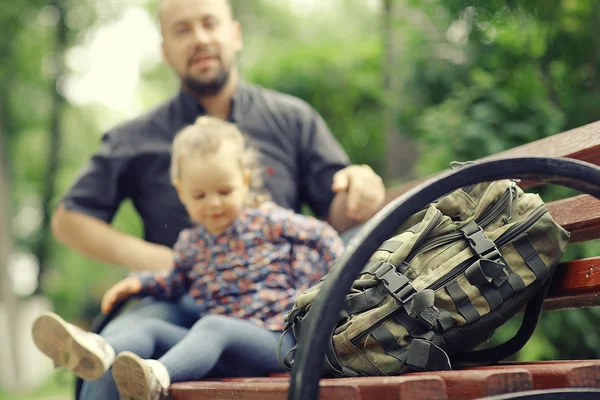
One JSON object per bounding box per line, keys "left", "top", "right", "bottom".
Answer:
{"left": 112, "top": 351, "right": 171, "bottom": 400}
{"left": 31, "top": 311, "right": 115, "bottom": 380}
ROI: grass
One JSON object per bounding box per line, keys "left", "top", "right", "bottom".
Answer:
{"left": 0, "top": 371, "right": 73, "bottom": 400}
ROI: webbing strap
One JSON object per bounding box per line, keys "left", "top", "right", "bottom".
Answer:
{"left": 362, "top": 260, "right": 384, "bottom": 274}
{"left": 437, "top": 310, "right": 455, "bottom": 332}
{"left": 393, "top": 308, "right": 435, "bottom": 340}
{"left": 465, "top": 259, "right": 507, "bottom": 310}
{"left": 377, "top": 240, "right": 404, "bottom": 253}
{"left": 446, "top": 281, "right": 480, "bottom": 323}
{"left": 514, "top": 235, "right": 549, "bottom": 280}
{"left": 371, "top": 325, "right": 409, "bottom": 361}
{"left": 406, "top": 339, "right": 452, "bottom": 372}
{"left": 343, "top": 286, "right": 386, "bottom": 315}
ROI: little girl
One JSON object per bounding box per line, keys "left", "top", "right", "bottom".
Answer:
{"left": 32, "top": 116, "right": 344, "bottom": 400}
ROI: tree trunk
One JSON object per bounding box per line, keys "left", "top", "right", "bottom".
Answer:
{"left": 382, "top": 0, "right": 417, "bottom": 183}
{"left": 34, "top": 0, "right": 67, "bottom": 291}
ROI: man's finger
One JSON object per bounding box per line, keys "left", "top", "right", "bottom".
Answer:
{"left": 332, "top": 171, "right": 349, "bottom": 192}
{"left": 346, "top": 181, "right": 364, "bottom": 216}
{"left": 101, "top": 293, "right": 113, "bottom": 314}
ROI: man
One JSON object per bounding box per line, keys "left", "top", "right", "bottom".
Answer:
{"left": 55, "top": 0, "right": 385, "bottom": 398}
{"left": 53, "top": 0, "right": 384, "bottom": 273}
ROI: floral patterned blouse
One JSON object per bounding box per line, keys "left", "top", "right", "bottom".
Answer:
{"left": 137, "top": 201, "right": 344, "bottom": 330}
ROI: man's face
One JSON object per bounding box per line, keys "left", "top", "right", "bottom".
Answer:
{"left": 160, "top": 0, "right": 242, "bottom": 96}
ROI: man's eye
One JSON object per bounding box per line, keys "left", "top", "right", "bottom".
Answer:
{"left": 204, "top": 20, "right": 219, "bottom": 30}
{"left": 175, "top": 26, "right": 189, "bottom": 35}
{"left": 219, "top": 189, "right": 232, "bottom": 196}
{"left": 193, "top": 194, "right": 205, "bottom": 199}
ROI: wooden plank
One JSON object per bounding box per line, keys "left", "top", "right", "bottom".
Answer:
{"left": 544, "top": 292, "right": 600, "bottom": 311}
{"left": 320, "top": 376, "right": 448, "bottom": 400}
{"left": 483, "top": 121, "right": 600, "bottom": 165}
{"left": 192, "top": 376, "right": 448, "bottom": 400}
{"left": 545, "top": 257, "right": 600, "bottom": 310}
{"left": 384, "top": 121, "right": 600, "bottom": 204}
{"left": 418, "top": 368, "right": 532, "bottom": 400}
{"left": 169, "top": 380, "right": 361, "bottom": 400}
{"left": 551, "top": 257, "right": 600, "bottom": 295}
{"left": 546, "top": 195, "right": 600, "bottom": 243}
{"left": 474, "top": 360, "right": 600, "bottom": 390}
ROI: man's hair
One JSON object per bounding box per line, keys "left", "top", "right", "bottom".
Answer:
{"left": 171, "top": 116, "right": 270, "bottom": 207}
{"left": 158, "top": 0, "right": 234, "bottom": 25}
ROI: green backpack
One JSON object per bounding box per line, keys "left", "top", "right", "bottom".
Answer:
{"left": 280, "top": 178, "right": 570, "bottom": 377}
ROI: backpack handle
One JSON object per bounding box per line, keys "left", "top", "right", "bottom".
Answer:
{"left": 289, "top": 156, "right": 600, "bottom": 400}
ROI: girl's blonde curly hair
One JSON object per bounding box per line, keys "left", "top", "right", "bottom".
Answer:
{"left": 170, "top": 116, "right": 271, "bottom": 208}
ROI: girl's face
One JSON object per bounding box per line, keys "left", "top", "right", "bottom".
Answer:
{"left": 174, "top": 141, "right": 249, "bottom": 235}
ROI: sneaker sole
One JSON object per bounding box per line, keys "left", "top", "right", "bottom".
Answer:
{"left": 113, "top": 351, "right": 153, "bottom": 400}
{"left": 31, "top": 312, "right": 106, "bottom": 381}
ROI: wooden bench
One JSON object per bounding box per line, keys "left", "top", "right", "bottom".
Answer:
{"left": 170, "top": 121, "right": 600, "bottom": 399}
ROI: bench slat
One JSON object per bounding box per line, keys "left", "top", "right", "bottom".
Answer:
{"left": 384, "top": 121, "right": 600, "bottom": 204}
{"left": 169, "top": 381, "right": 361, "bottom": 400}
{"left": 417, "top": 368, "right": 533, "bottom": 400}
{"left": 483, "top": 121, "right": 600, "bottom": 165}
{"left": 474, "top": 360, "right": 600, "bottom": 391}
{"left": 545, "top": 257, "right": 600, "bottom": 310}
{"left": 546, "top": 195, "right": 600, "bottom": 243}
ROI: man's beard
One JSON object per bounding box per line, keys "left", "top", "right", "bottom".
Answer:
{"left": 182, "top": 68, "right": 231, "bottom": 97}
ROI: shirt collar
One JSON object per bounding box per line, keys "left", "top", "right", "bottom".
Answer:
{"left": 193, "top": 211, "right": 246, "bottom": 243}
{"left": 177, "top": 80, "right": 247, "bottom": 125}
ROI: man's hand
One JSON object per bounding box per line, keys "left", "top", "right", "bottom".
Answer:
{"left": 101, "top": 276, "right": 143, "bottom": 314}
{"left": 331, "top": 164, "right": 385, "bottom": 222}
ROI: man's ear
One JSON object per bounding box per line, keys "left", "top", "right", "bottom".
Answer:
{"left": 232, "top": 20, "right": 244, "bottom": 52}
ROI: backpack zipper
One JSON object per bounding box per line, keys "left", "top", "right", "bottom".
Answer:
{"left": 406, "top": 186, "right": 515, "bottom": 263}
{"left": 428, "top": 258, "right": 474, "bottom": 291}
{"left": 426, "top": 204, "right": 547, "bottom": 292}
{"left": 495, "top": 205, "right": 546, "bottom": 248}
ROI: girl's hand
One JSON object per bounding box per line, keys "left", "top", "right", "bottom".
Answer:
{"left": 101, "top": 276, "right": 142, "bottom": 314}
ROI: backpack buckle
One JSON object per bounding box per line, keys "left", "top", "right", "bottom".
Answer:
{"left": 461, "top": 221, "right": 501, "bottom": 261}
{"left": 375, "top": 262, "right": 415, "bottom": 303}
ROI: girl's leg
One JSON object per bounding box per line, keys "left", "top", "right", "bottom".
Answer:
{"left": 159, "top": 315, "right": 294, "bottom": 382}
{"left": 80, "top": 318, "right": 189, "bottom": 400}
{"left": 108, "top": 315, "right": 295, "bottom": 400}
{"left": 104, "top": 318, "right": 189, "bottom": 357}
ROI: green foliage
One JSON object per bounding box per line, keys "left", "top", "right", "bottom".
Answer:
{"left": 4, "top": 0, "right": 600, "bottom": 373}
{"left": 247, "top": 39, "right": 385, "bottom": 171}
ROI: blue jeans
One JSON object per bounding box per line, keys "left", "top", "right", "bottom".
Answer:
{"left": 80, "top": 295, "right": 199, "bottom": 400}
{"left": 80, "top": 301, "right": 293, "bottom": 400}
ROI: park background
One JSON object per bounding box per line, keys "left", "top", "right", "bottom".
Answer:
{"left": 1, "top": 0, "right": 599, "bottom": 398}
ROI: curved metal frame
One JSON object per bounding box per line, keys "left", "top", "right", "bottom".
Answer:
{"left": 288, "top": 157, "right": 600, "bottom": 400}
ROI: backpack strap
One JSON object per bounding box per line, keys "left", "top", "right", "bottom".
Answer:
{"left": 451, "top": 277, "right": 551, "bottom": 367}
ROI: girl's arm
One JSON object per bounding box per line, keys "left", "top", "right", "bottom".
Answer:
{"left": 271, "top": 204, "right": 345, "bottom": 279}
{"left": 136, "top": 229, "right": 197, "bottom": 300}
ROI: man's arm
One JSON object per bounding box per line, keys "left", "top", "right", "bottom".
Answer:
{"left": 52, "top": 204, "right": 173, "bottom": 272}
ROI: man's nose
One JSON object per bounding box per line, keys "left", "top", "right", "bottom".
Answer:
{"left": 191, "top": 25, "right": 211, "bottom": 45}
